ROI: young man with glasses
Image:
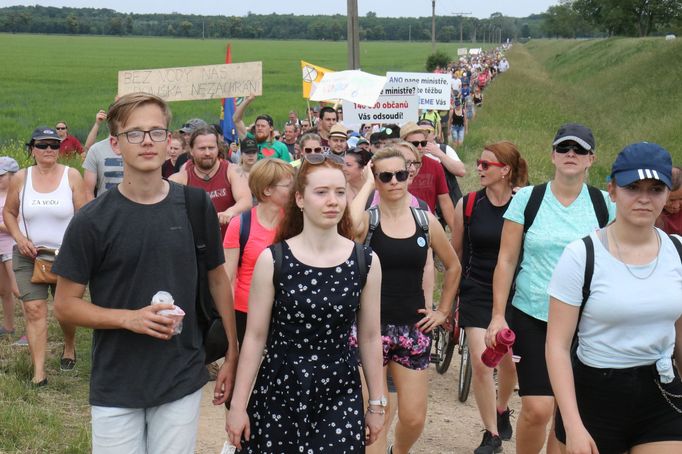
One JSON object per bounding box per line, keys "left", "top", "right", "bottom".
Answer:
{"left": 53, "top": 93, "right": 238, "bottom": 454}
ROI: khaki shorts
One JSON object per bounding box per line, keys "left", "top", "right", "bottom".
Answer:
{"left": 13, "top": 246, "right": 56, "bottom": 302}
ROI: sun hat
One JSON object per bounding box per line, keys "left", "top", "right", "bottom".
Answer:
{"left": 610, "top": 142, "right": 672, "bottom": 189}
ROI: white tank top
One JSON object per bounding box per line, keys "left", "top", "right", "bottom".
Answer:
{"left": 19, "top": 166, "right": 74, "bottom": 250}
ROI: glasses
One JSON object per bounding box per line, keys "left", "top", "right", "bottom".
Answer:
{"left": 410, "top": 140, "right": 428, "bottom": 148}
{"left": 303, "top": 147, "right": 323, "bottom": 154}
{"left": 406, "top": 160, "right": 422, "bottom": 170}
{"left": 477, "top": 159, "right": 506, "bottom": 171}
{"left": 555, "top": 144, "right": 591, "bottom": 155}
{"left": 376, "top": 170, "right": 409, "bottom": 183}
{"left": 33, "top": 142, "right": 60, "bottom": 150}
{"left": 302, "top": 153, "right": 344, "bottom": 166}
{"left": 55, "top": 127, "right": 67, "bottom": 130}
{"left": 117, "top": 128, "right": 169, "bottom": 144}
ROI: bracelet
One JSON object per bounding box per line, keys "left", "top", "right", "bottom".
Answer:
{"left": 366, "top": 407, "right": 386, "bottom": 415}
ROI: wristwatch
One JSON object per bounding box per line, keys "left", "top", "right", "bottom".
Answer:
{"left": 368, "top": 396, "right": 388, "bottom": 407}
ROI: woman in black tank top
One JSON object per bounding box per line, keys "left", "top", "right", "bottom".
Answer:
{"left": 350, "top": 145, "right": 461, "bottom": 454}
{"left": 451, "top": 141, "right": 528, "bottom": 453}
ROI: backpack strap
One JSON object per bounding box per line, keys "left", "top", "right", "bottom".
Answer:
{"left": 364, "top": 206, "right": 380, "bottom": 247}
{"left": 271, "top": 242, "right": 284, "bottom": 288}
{"left": 410, "top": 206, "right": 430, "bottom": 246}
{"left": 523, "top": 183, "right": 547, "bottom": 233}
{"left": 463, "top": 191, "right": 477, "bottom": 225}
{"left": 587, "top": 186, "right": 609, "bottom": 228}
{"left": 183, "top": 185, "right": 212, "bottom": 322}
{"left": 571, "top": 235, "right": 595, "bottom": 356}
{"left": 355, "top": 243, "right": 368, "bottom": 289}
{"left": 238, "top": 209, "right": 252, "bottom": 268}
{"left": 670, "top": 235, "right": 682, "bottom": 262}
{"left": 416, "top": 197, "right": 429, "bottom": 211}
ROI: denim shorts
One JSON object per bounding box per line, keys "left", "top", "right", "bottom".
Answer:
{"left": 451, "top": 125, "right": 465, "bottom": 142}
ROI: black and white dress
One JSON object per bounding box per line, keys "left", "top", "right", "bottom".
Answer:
{"left": 240, "top": 241, "right": 371, "bottom": 453}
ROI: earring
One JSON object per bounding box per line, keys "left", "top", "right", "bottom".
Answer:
{"left": 300, "top": 207, "right": 304, "bottom": 212}
{"left": 502, "top": 175, "right": 505, "bottom": 179}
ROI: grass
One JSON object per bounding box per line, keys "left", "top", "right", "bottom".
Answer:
{"left": 2, "top": 34, "right": 682, "bottom": 451}
{"left": 457, "top": 37, "right": 682, "bottom": 190}
{"left": 0, "top": 34, "right": 489, "bottom": 148}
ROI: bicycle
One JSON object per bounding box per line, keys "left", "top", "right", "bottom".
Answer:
{"left": 431, "top": 298, "right": 472, "bottom": 402}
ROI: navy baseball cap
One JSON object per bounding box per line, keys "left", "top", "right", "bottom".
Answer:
{"left": 241, "top": 138, "right": 259, "bottom": 154}
{"left": 552, "top": 123, "right": 595, "bottom": 152}
{"left": 611, "top": 142, "right": 672, "bottom": 189}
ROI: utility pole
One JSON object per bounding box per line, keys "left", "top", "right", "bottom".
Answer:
{"left": 452, "top": 12, "right": 471, "bottom": 42}
{"left": 347, "top": 0, "right": 360, "bottom": 69}
{"left": 431, "top": 0, "right": 436, "bottom": 53}
{"left": 409, "top": 24, "right": 412, "bottom": 42}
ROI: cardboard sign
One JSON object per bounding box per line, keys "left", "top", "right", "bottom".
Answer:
{"left": 385, "top": 72, "right": 452, "bottom": 110}
{"left": 457, "top": 48, "right": 468, "bottom": 56}
{"left": 117, "top": 62, "right": 262, "bottom": 102}
{"left": 342, "top": 80, "right": 419, "bottom": 125}
{"left": 310, "top": 70, "right": 387, "bottom": 107}
{"left": 469, "top": 48, "right": 482, "bottom": 55}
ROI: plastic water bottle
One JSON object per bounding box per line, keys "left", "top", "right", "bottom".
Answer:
{"left": 481, "top": 328, "right": 515, "bottom": 368}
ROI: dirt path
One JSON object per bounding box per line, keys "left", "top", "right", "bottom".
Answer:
{"left": 195, "top": 359, "right": 522, "bottom": 454}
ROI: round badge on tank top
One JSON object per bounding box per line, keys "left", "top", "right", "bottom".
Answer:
{"left": 417, "top": 236, "right": 426, "bottom": 248}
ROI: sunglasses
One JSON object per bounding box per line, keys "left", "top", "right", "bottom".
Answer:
{"left": 33, "top": 142, "right": 60, "bottom": 150}
{"left": 555, "top": 144, "right": 591, "bottom": 155}
{"left": 55, "top": 127, "right": 67, "bottom": 130}
{"left": 410, "top": 140, "right": 428, "bottom": 148}
{"left": 376, "top": 170, "right": 409, "bottom": 183}
{"left": 302, "top": 153, "right": 344, "bottom": 166}
{"left": 477, "top": 159, "right": 506, "bottom": 171}
{"left": 406, "top": 160, "right": 422, "bottom": 169}
{"left": 303, "top": 147, "right": 323, "bottom": 154}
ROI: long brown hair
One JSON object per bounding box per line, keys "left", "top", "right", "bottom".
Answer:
{"left": 484, "top": 141, "right": 528, "bottom": 188}
{"left": 275, "top": 158, "right": 354, "bottom": 242}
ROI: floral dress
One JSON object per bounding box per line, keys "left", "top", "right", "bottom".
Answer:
{"left": 240, "top": 241, "right": 372, "bottom": 453}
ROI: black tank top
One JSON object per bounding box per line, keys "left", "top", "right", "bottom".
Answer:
{"left": 462, "top": 191, "right": 511, "bottom": 285}
{"left": 451, "top": 110, "right": 465, "bottom": 127}
{"left": 370, "top": 217, "right": 428, "bottom": 325}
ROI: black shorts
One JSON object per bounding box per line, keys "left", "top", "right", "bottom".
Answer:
{"left": 459, "top": 278, "right": 511, "bottom": 329}
{"left": 510, "top": 306, "right": 552, "bottom": 396}
{"left": 555, "top": 359, "right": 682, "bottom": 453}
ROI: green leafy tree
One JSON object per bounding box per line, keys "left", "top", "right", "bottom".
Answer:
{"left": 425, "top": 51, "right": 450, "bottom": 72}
{"left": 66, "top": 13, "right": 78, "bottom": 34}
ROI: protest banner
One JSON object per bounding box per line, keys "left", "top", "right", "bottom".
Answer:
{"left": 469, "top": 48, "right": 482, "bottom": 55}
{"left": 385, "top": 72, "right": 452, "bottom": 110}
{"left": 310, "top": 70, "right": 387, "bottom": 107}
{"left": 457, "top": 48, "right": 468, "bottom": 56}
{"left": 118, "top": 62, "right": 262, "bottom": 102}
{"left": 342, "top": 79, "right": 419, "bottom": 125}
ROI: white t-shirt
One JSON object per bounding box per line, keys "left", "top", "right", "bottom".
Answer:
{"left": 425, "top": 144, "right": 461, "bottom": 163}
{"left": 451, "top": 78, "right": 462, "bottom": 94}
{"left": 548, "top": 229, "right": 682, "bottom": 370}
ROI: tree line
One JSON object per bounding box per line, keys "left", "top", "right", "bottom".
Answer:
{"left": 0, "top": 4, "right": 680, "bottom": 41}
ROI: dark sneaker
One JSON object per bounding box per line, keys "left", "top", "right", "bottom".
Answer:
{"left": 474, "top": 430, "right": 502, "bottom": 454}
{"left": 497, "top": 408, "right": 514, "bottom": 441}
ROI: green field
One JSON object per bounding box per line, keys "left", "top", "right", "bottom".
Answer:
{"left": 0, "top": 34, "right": 479, "bottom": 145}
{"left": 1, "top": 33, "right": 682, "bottom": 452}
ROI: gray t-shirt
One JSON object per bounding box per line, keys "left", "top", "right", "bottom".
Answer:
{"left": 83, "top": 138, "right": 123, "bottom": 196}
{"left": 53, "top": 182, "right": 225, "bottom": 408}
{"left": 549, "top": 229, "right": 682, "bottom": 370}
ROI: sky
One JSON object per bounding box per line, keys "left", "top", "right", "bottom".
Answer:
{"left": 0, "top": 1, "right": 557, "bottom": 19}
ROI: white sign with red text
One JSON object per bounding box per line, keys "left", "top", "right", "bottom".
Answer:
{"left": 342, "top": 79, "right": 419, "bottom": 125}
{"left": 385, "top": 72, "right": 452, "bottom": 110}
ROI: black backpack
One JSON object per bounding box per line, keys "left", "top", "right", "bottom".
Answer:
{"left": 364, "top": 205, "right": 430, "bottom": 247}
{"left": 183, "top": 185, "right": 228, "bottom": 365}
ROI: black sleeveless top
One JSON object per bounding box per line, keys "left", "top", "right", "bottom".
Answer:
{"left": 370, "top": 217, "right": 429, "bottom": 325}
{"left": 462, "top": 190, "right": 511, "bottom": 285}
{"left": 451, "top": 110, "right": 465, "bottom": 127}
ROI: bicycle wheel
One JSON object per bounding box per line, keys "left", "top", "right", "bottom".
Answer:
{"left": 435, "top": 326, "right": 456, "bottom": 374}
{"left": 458, "top": 330, "right": 473, "bottom": 402}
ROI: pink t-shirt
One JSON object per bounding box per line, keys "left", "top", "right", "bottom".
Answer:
{"left": 224, "top": 207, "right": 278, "bottom": 313}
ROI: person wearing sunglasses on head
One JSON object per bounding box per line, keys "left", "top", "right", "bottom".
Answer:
{"left": 3, "top": 127, "right": 87, "bottom": 386}
{"left": 350, "top": 147, "right": 460, "bottom": 454}
{"left": 55, "top": 121, "right": 84, "bottom": 158}
{"left": 547, "top": 143, "right": 682, "bottom": 454}
{"left": 486, "top": 124, "right": 615, "bottom": 454}
{"left": 227, "top": 152, "right": 385, "bottom": 453}
{"left": 451, "top": 142, "right": 528, "bottom": 454}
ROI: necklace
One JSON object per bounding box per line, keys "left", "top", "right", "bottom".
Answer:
{"left": 193, "top": 166, "right": 215, "bottom": 181}
{"left": 610, "top": 226, "right": 660, "bottom": 280}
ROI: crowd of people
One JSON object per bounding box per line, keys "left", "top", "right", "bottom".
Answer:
{"left": 1, "top": 46, "right": 681, "bottom": 454}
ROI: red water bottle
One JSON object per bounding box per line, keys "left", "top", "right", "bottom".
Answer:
{"left": 481, "top": 328, "right": 515, "bottom": 368}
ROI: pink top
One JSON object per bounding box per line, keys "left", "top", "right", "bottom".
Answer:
{"left": 0, "top": 193, "right": 14, "bottom": 255}
{"left": 224, "top": 207, "right": 278, "bottom": 313}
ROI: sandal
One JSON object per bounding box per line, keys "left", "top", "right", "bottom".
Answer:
{"left": 60, "top": 349, "right": 77, "bottom": 371}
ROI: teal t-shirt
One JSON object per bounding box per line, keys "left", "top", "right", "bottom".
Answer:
{"left": 246, "top": 132, "right": 292, "bottom": 162}
{"left": 503, "top": 182, "right": 615, "bottom": 322}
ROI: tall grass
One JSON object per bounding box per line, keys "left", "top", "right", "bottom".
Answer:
{"left": 458, "top": 37, "right": 682, "bottom": 190}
